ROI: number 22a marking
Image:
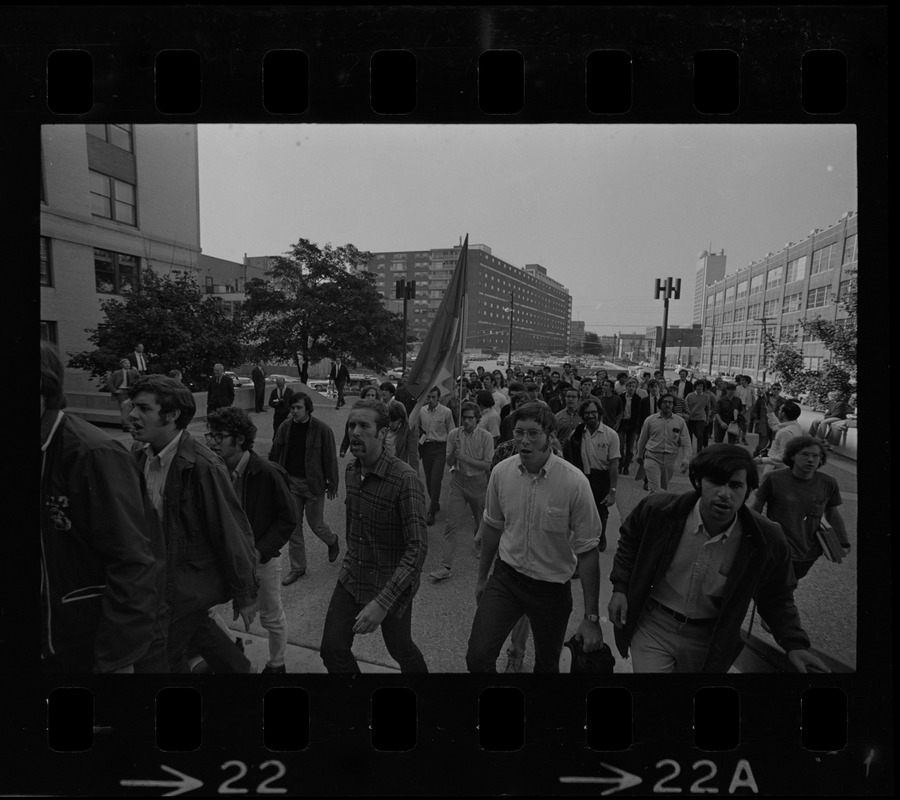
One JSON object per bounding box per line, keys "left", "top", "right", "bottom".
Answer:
{"left": 218, "top": 760, "right": 287, "bottom": 795}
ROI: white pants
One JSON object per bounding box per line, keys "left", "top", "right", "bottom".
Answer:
{"left": 257, "top": 558, "right": 288, "bottom": 668}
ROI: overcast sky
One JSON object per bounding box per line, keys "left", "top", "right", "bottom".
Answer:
{"left": 197, "top": 124, "right": 856, "bottom": 334}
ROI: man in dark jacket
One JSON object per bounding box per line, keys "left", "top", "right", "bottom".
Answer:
{"left": 607, "top": 444, "right": 828, "bottom": 673}
{"left": 329, "top": 358, "right": 351, "bottom": 409}
{"left": 129, "top": 375, "right": 258, "bottom": 673}
{"left": 251, "top": 361, "right": 267, "bottom": 413}
{"left": 40, "top": 342, "right": 167, "bottom": 673}
{"left": 207, "top": 363, "right": 235, "bottom": 413}
{"left": 207, "top": 407, "right": 296, "bottom": 672}
{"left": 269, "top": 391, "right": 341, "bottom": 585}
{"left": 268, "top": 376, "right": 294, "bottom": 436}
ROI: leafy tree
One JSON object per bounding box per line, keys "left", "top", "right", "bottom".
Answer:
{"left": 239, "top": 238, "right": 405, "bottom": 373}
{"left": 68, "top": 269, "right": 245, "bottom": 389}
{"left": 799, "top": 267, "right": 857, "bottom": 373}
{"left": 582, "top": 331, "right": 605, "bottom": 357}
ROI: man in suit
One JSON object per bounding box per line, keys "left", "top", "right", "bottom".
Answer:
{"left": 251, "top": 361, "right": 267, "bottom": 413}
{"left": 207, "top": 363, "right": 235, "bottom": 413}
{"left": 330, "top": 358, "right": 351, "bottom": 409}
{"left": 672, "top": 369, "right": 694, "bottom": 404}
{"left": 128, "top": 343, "right": 149, "bottom": 375}
{"left": 618, "top": 377, "right": 643, "bottom": 475}
{"left": 268, "top": 376, "right": 294, "bottom": 436}
{"left": 110, "top": 357, "right": 140, "bottom": 431}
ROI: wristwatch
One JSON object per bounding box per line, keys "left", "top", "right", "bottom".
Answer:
{"left": 584, "top": 613, "right": 600, "bottom": 623}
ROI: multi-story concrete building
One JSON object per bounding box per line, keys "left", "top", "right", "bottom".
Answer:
{"left": 693, "top": 249, "right": 728, "bottom": 326}
{"left": 699, "top": 212, "right": 857, "bottom": 380}
{"left": 40, "top": 124, "right": 202, "bottom": 390}
{"left": 617, "top": 333, "right": 648, "bottom": 362}
{"left": 645, "top": 325, "right": 703, "bottom": 370}
{"left": 363, "top": 243, "right": 572, "bottom": 355}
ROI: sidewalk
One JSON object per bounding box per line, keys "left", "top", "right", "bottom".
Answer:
{"left": 226, "top": 627, "right": 400, "bottom": 674}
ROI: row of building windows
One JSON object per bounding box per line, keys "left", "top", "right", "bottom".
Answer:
{"left": 86, "top": 123, "right": 134, "bottom": 153}
{"left": 705, "top": 234, "right": 857, "bottom": 309}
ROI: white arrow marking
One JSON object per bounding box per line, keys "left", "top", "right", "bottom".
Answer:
{"left": 120, "top": 764, "right": 204, "bottom": 796}
{"left": 560, "top": 762, "right": 643, "bottom": 795}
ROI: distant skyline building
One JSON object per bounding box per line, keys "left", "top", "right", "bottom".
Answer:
{"left": 362, "top": 243, "right": 572, "bottom": 355}
{"left": 40, "top": 123, "right": 202, "bottom": 391}
{"left": 693, "top": 248, "right": 728, "bottom": 326}
{"left": 699, "top": 211, "right": 857, "bottom": 379}
{"left": 569, "top": 320, "right": 585, "bottom": 354}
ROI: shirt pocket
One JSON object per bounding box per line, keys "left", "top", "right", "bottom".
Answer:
{"left": 542, "top": 505, "right": 570, "bottom": 535}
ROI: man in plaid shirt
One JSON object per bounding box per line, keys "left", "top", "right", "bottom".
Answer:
{"left": 320, "top": 399, "right": 429, "bottom": 672}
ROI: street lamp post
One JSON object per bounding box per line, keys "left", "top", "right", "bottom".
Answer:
{"left": 505, "top": 291, "right": 514, "bottom": 370}
{"left": 395, "top": 279, "right": 416, "bottom": 373}
{"left": 654, "top": 277, "right": 681, "bottom": 375}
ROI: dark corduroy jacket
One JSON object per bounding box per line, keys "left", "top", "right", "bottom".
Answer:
{"left": 610, "top": 490, "right": 810, "bottom": 672}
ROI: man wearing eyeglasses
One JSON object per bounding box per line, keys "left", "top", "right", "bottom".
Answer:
{"left": 206, "top": 408, "right": 297, "bottom": 673}
{"left": 429, "top": 402, "right": 494, "bottom": 582}
{"left": 466, "top": 401, "right": 605, "bottom": 673}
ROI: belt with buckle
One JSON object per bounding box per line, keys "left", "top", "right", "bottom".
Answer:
{"left": 647, "top": 597, "right": 717, "bottom": 626}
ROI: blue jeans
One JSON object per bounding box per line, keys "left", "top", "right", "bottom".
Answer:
{"left": 319, "top": 582, "right": 428, "bottom": 673}
{"left": 466, "top": 559, "right": 573, "bottom": 673}
{"left": 287, "top": 476, "right": 337, "bottom": 573}
{"left": 419, "top": 441, "right": 447, "bottom": 514}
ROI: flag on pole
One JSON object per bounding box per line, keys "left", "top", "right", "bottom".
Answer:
{"left": 406, "top": 235, "right": 469, "bottom": 427}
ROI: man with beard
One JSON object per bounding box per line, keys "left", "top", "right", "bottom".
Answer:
{"left": 563, "top": 398, "right": 620, "bottom": 553}
{"left": 608, "top": 444, "right": 828, "bottom": 673}
{"left": 320, "top": 399, "right": 428, "bottom": 672}
{"left": 466, "top": 402, "right": 605, "bottom": 673}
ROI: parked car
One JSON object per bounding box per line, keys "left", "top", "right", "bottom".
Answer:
{"left": 266, "top": 373, "right": 299, "bottom": 384}
{"left": 345, "top": 374, "right": 381, "bottom": 397}
{"left": 386, "top": 368, "right": 404, "bottom": 380}
{"left": 224, "top": 371, "right": 253, "bottom": 388}
{"left": 309, "top": 380, "right": 329, "bottom": 393}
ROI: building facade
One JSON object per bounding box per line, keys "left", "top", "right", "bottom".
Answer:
{"left": 699, "top": 212, "right": 857, "bottom": 380}
{"left": 363, "top": 243, "right": 572, "bottom": 355}
{"left": 645, "top": 325, "right": 703, "bottom": 370}
{"left": 569, "top": 320, "right": 585, "bottom": 354}
{"left": 40, "top": 124, "right": 202, "bottom": 390}
{"left": 693, "top": 249, "right": 728, "bottom": 326}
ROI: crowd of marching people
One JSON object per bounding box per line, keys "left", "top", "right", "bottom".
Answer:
{"left": 41, "top": 339, "right": 850, "bottom": 675}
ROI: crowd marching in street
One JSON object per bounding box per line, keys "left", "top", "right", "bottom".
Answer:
{"left": 41, "top": 341, "right": 851, "bottom": 674}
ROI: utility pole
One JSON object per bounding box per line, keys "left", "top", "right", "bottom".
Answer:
{"left": 506, "top": 291, "right": 514, "bottom": 370}
{"left": 395, "top": 279, "right": 416, "bottom": 373}
{"left": 756, "top": 315, "right": 773, "bottom": 383}
{"left": 654, "top": 277, "right": 681, "bottom": 376}
{"left": 708, "top": 314, "right": 716, "bottom": 375}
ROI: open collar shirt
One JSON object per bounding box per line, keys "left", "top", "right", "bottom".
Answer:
{"left": 651, "top": 500, "right": 743, "bottom": 620}
{"left": 447, "top": 425, "right": 494, "bottom": 478}
{"left": 142, "top": 430, "right": 184, "bottom": 517}
{"left": 483, "top": 452, "right": 600, "bottom": 583}
{"left": 579, "top": 421, "right": 621, "bottom": 474}
{"left": 637, "top": 412, "right": 692, "bottom": 463}
{"left": 420, "top": 402, "right": 454, "bottom": 443}
{"left": 339, "top": 449, "right": 428, "bottom": 618}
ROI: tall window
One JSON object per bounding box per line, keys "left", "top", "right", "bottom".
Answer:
{"left": 747, "top": 303, "right": 760, "bottom": 319}
{"left": 40, "top": 236, "right": 52, "bottom": 286}
{"left": 736, "top": 280, "right": 748, "bottom": 300}
{"left": 90, "top": 170, "right": 136, "bottom": 225}
{"left": 724, "top": 285, "right": 735, "bottom": 303}
{"left": 842, "top": 233, "right": 858, "bottom": 265}
{"left": 749, "top": 274, "right": 764, "bottom": 295}
{"left": 766, "top": 266, "right": 783, "bottom": 290}
{"left": 94, "top": 249, "right": 139, "bottom": 294}
{"left": 782, "top": 292, "right": 803, "bottom": 313}
{"left": 40, "top": 321, "right": 59, "bottom": 345}
{"left": 86, "top": 123, "right": 134, "bottom": 152}
{"left": 734, "top": 306, "right": 746, "bottom": 323}
{"left": 810, "top": 243, "right": 839, "bottom": 276}
{"left": 764, "top": 299, "right": 778, "bottom": 317}
{"left": 806, "top": 285, "right": 830, "bottom": 309}
{"left": 785, "top": 255, "right": 807, "bottom": 284}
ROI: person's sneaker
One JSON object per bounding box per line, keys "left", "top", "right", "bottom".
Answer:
{"left": 328, "top": 537, "right": 340, "bottom": 563}
{"left": 504, "top": 653, "right": 525, "bottom": 673}
{"left": 262, "top": 664, "right": 287, "bottom": 674}
{"left": 426, "top": 512, "right": 435, "bottom": 526}
{"left": 429, "top": 566, "right": 452, "bottom": 581}
{"left": 281, "top": 569, "right": 305, "bottom": 586}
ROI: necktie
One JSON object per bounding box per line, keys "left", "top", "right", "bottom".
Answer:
{"left": 146, "top": 455, "right": 164, "bottom": 515}
{"left": 122, "top": 370, "right": 128, "bottom": 389}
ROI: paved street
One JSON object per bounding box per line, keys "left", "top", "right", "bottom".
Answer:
{"left": 110, "top": 388, "right": 857, "bottom": 673}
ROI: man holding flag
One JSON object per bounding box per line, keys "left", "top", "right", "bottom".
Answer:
{"left": 404, "top": 236, "right": 471, "bottom": 526}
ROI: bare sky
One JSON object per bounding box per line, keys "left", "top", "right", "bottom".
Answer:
{"left": 198, "top": 124, "right": 856, "bottom": 334}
